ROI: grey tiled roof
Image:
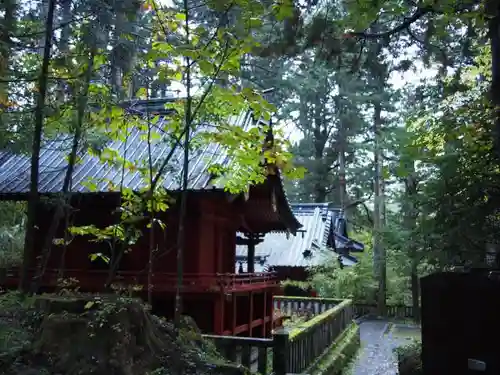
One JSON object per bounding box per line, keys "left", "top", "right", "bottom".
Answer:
{"left": 0, "top": 110, "right": 255, "bottom": 194}
{"left": 235, "top": 203, "right": 365, "bottom": 270}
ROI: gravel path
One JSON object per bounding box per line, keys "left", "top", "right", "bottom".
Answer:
{"left": 349, "top": 320, "right": 411, "bottom": 375}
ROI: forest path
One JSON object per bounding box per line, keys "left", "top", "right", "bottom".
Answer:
{"left": 347, "top": 319, "right": 420, "bottom": 375}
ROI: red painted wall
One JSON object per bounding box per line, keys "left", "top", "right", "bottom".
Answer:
{"left": 33, "top": 192, "right": 241, "bottom": 277}
{"left": 27, "top": 192, "right": 278, "bottom": 337}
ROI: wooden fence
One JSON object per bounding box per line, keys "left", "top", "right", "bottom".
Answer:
{"left": 273, "top": 295, "right": 344, "bottom": 316}
{"left": 353, "top": 303, "right": 417, "bottom": 319}
{"left": 203, "top": 298, "right": 354, "bottom": 375}
{"left": 202, "top": 334, "right": 272, "bottom": 374}
{"left": 274, "top": 295, "right": 417, "bottom": 320}
{"left": 203, "top": 297, "right": 416, "bottom": 374}
{"left": 281, "top": 299, "right": 353, "bottom": 374}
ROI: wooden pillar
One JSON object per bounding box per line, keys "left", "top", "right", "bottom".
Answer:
{"left": 214, "top": 294, "right": 224, "bottom": 334}
{"left": 221, "top": 292, "right": 226, "bottom": 333}
{"left": 249, "top": 291, "right": 254, "bottom": 336}
{"left": 236, "top": 234, "right": 265, "bottom": 274}
{"left": 272, "top": 330, "right": 290, "bottom": 375}
{"left": 232, "top": 293, "right": 237, "bottom": 335}
{"left": 247, "top": 235, "right": 255, "bottom": 273}
{"left": 267, "top": 291, "right": 273, "bottom": 337}
{"left": 215, "top": 218, "right": 224, "bottom": 273}
{"left": 262, "top": 290, "right": 267, "bottom": 337}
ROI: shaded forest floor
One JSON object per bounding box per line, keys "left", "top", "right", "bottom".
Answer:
{"left": 0, "top": 292, "right": 241, "bottom": 375}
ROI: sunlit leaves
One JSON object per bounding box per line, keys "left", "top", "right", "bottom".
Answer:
{"left": 136, "top": 87, "right": 148, "bottom": 99}
{"left": 398, "top": 46, "right": 500, "bottom": 264}
{"left": 89, "top": 253, "right": 110, "bottom": 263}
{"left": 409, "top": 46, "right": 493, "bottom": 160}
{"left": 175, "top": 12, "right": 186, "bottom": 21}
{"left": 272, "top": 0, "right": 295, "bottom": 21}
{"left": 69, "top": 0, "right": 305, "bottom": 259}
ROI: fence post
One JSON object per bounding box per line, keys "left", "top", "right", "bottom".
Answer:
{"left": 272, "top": 329, "right": 289, "bottom": 375}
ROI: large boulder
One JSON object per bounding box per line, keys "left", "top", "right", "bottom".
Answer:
{"left": 0, "top": 294, "right": 235, "bottom": 375}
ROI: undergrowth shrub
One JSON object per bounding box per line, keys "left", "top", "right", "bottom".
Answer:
{"left": 395, "top": 339, "right": 422, "bottom": 375}
{"left": 309, "top": 249, "right": 379, "bottom": 304}
{"left": 307, "top": 230, "right": 436, "bottom": 306}
{"left": 0, "top": 202, "right": 25, "bottom": 268}
{"left": 0, "top": 293, "right": 239, "bottom": 375}
{"left": 0, "top": 291, "right": 37, "bottom": 355}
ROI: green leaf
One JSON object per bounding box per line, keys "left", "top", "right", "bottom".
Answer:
{"left": 395, "top": 164, "right": 410, "bottom": 178}
{"left": 175, "top": 12, "right": 186, "bottom": 21}
{"left": 136, "top": 87, "right": 147, "bottom": 99}
{"left": 198, "top": 60, "right": 213, "bottom": 75}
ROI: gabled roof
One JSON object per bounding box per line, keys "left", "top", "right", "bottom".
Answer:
{"left": 0, "top": 98, "right": 301, "bottom": 233}
{"left": 0, "top": 109, "right": 253, "bottom": 193}
{"left": 235, "top": 202, "right": 365, "bottom": 269}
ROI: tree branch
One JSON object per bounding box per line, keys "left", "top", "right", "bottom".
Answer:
{"left": 360, "top": 202, "right": 374, "bottom": 225}
{"left": 345, "top": 193, "right": 373, "bottom": 209}
{"left": 348, "top": 7, "right": 432, "bottom": 39}
{"left": 347, "top": 0, "right": 481, "bottom": 40}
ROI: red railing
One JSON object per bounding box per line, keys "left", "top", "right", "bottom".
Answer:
{"left": 1, "top": 268, "right": 278, "bottom": 293}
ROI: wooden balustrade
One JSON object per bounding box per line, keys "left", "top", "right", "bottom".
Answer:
{"left": 273, "top": 295, "right": 344, "bottom": 316}
{"left": 202, "top": 334, "right": 273, "bottom": 374}
{"left": 273, "top": 295, "right": 417, "bottom": 321}
{"left": 353, "top": 303, "right": 416, "bottom": 319}
{"left": 204, "top": 298, "right": 354, "bottom": 375}
{"left": 279, "top": 299, "right": 353, "bottom": 374}
{"left": 0, "top": 268, "right": 278, "bottom": 293}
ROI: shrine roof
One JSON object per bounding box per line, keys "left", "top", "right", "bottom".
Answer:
{"left": 0, "top": 100, "right": 272, "bottom": 190}
{"left": 235, "top": 203, "right": 365, "bottom": 270}
{"left": 0, "top": 110, "right": 248, "bottom": 193}
{"left": 0, "top": 98, "right": 302, "bottom": 234}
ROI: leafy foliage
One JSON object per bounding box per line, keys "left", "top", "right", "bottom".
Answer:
{"left": 395, "top": 339, "right": 422, "bottom": 375}
{"left": 0, "top": 294, "right": 234, "bottom": 375}
{"left": 0, "top": 202, "right": 25, "bottom": 268}
{"left": 401, "top": 45, "right": 499, "bottom": 265}
{"left": 309, "top": 230, "right": 436, "bottom": 305}
{"left": 0, "top": 0, "right": 498, "bottom": 332}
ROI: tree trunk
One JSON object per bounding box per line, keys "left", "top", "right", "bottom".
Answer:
{"left": 0, "top": 0, "right": 16, "bottom": 106}
{"left": 38, "top": 0, "right": 49, "bottom": 55}
{"left": 0, "top": 0, "right": 16, "bottom": 143}
{"left": 338, "top": 122, "right": 346, "bottom": 209}
{"left": 487, "top": 0, "right": 500, "bottom": 159}
{"left": 373, "top": 102, "right": 386, "bottom": 316}
{"left": 20, "top": 0, "right": 56, "bottom": 293}
{"left": 146, "top": 81, "right": 155, "bottom": 306}
{"left": 410, "top": 258, "right": 420, "bottom": 322}
{"left": 56, "top": 0, "right": 71, "bottom": 103}
{"left": 175, "top": 0, "right": 192, "bottom": 329}
{"left": 31, "top": 50, "right": 95, "bottom": 293}
{"left": 313, "top": 97, "right": 328, "bottom": 203}
{"left": 404, "top": 164, "right": 420, "bottom": 322}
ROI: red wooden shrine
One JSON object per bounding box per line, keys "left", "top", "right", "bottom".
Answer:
{"left": 0, "top": 99, "right": 302, "bottom": 337}
{"left": 2, "top": 176, "right": 300, "bottom": 337}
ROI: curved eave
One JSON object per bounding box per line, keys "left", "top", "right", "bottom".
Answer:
{"left": 334, "top": 233, "right": 365, "bottom": 252}
{"left": 234, "top": 168, "right": 301, "bottom": 235}
{"left": 269, "top": 169, "right": 302, "bottom": 235}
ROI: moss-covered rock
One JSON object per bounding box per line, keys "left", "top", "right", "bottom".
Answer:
{"left": 0, "top": 293, "right": 237, "bottom": 375}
